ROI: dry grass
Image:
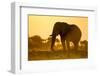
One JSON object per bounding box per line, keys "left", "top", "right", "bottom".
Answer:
{"left": 28, "top": 49, "right": 88, "bottom": 61}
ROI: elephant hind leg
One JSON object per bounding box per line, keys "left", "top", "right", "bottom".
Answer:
{"left": 73, "top": 41, "right": 79, "bottom": 51}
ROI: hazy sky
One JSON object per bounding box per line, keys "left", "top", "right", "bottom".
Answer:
{"left": 28, "top": 15, "right": 88, "bottom": 41}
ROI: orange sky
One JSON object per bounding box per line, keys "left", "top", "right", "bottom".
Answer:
{"left": 28, "top": 15, "right": 88, "bottom": 41}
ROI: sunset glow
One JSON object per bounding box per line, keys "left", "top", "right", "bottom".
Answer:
{"left": 28, "top": 15, "right": 88, "bottom": 41}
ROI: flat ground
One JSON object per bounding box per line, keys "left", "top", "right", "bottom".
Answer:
{"left": 28, "top": 50, "right": 88, "bottom": 61}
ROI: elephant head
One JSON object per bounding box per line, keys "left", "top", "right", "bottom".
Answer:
{"left": 51, "top": 22, "right": 82, "bottom": 51}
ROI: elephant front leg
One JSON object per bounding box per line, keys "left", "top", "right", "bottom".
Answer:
{"left": 66, "top": 41, "right": 70, "bottom": 51}
{"left": 66, "top": 40, "right": 70, "bottom": 57}
{"left": 61, "top": 37, "right": 66, "bottom": 51}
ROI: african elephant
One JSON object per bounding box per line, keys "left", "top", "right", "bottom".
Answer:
{"left": 50, "top": 22, "right": 82, "bottom": 51}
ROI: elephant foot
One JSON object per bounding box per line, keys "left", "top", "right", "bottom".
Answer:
{"left": 51, "top": 48, "right": 55, "bottom": 51}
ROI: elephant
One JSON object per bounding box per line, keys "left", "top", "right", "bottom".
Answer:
{"left": 50, "top": 22, "right": 82, "bottom": 51}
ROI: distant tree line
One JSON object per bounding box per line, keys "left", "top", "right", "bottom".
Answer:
{"left": 28, "top": 35, "right": 88, "bottom": 51}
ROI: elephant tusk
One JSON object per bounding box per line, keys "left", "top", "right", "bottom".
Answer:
{"left": 49, "top": 35, "right": 53, "bottom": 36}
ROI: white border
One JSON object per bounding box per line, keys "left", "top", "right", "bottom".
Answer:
{"left": 11, "top": 2, "right": 97, "bottom": 74}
